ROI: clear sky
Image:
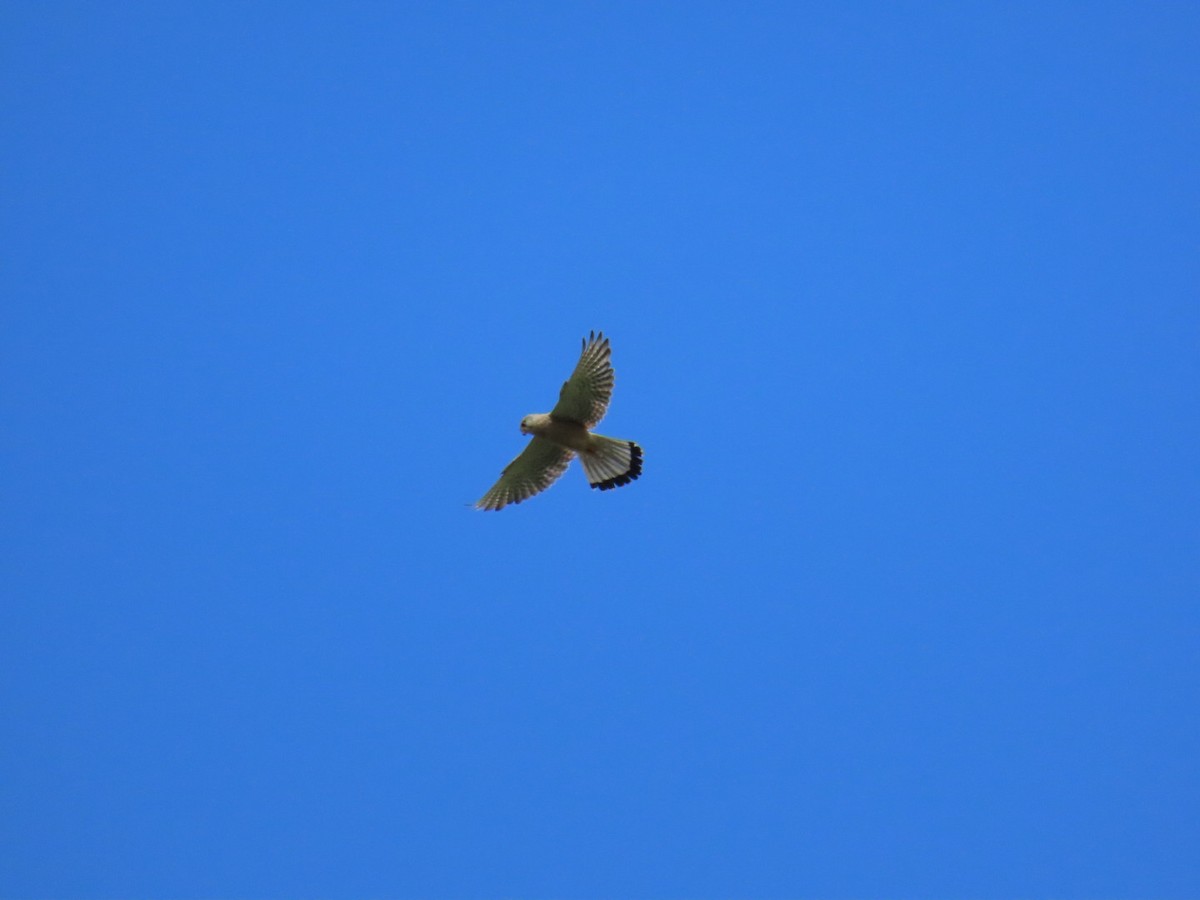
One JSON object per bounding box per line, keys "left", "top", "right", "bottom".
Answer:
{"left": 2, "top": 2, "right": 1197, "bottom": 897}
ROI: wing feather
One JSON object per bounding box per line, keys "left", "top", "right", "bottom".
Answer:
{"left": 475, "top": 437, "right": 574, "bottom": 511}
{"left": 550, "top": 330, "right": 615, "bottom": 428}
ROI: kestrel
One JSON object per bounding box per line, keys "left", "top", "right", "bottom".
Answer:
{"left": 476, "top": 331, "right": 643, "bottom": 511}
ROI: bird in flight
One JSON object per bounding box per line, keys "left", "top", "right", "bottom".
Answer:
{"left": 476, "top": 331, "right": 643, "bottom": 510}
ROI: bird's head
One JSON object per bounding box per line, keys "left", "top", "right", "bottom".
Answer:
{"left": 519, "top": 416, "right": 532, "bottom": 435}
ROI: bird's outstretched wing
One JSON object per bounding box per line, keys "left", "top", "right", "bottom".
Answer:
{"left": 550, "top": 331, "right": 615, "bottom": 428}
{"left": 476, "top": 437, "right": 575, "bottom": 511}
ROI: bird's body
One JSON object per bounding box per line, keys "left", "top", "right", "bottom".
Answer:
{"left": 476, "top": 331, "right": 643, "bottom": 510}
{"left": 519, "top": 413, "right": 590, "bottom": 451}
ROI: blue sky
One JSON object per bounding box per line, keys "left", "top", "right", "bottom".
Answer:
{"left": 2, "top": 2, "right": 1197, "bottom": 897}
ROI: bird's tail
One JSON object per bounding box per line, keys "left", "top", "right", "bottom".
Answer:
{"left": 580, "top": 434, "right": 643, "bottom": 491}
